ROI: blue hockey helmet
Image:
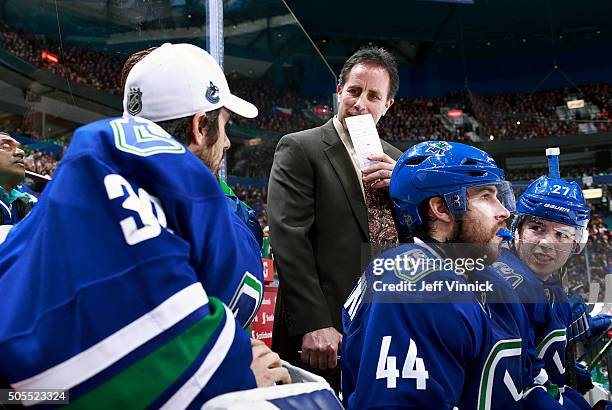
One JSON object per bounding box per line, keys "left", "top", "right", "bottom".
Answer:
{"left": 390, "top": 141, "right": 515, "bottom": 231}
{"left": 514, "top": 149, "right": 590, "bottom": 253}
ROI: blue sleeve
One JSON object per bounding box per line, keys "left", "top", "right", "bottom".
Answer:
{"left": 218, "top": 210, "right": 265, "bottom": 327}
{"left": 522, "top": 386, "right": 565, "bottom": 410}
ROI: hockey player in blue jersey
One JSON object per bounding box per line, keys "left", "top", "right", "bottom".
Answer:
{"left": 0, "top": 43, "right": 297, "bottom": 408}
{"left": 491, "top": 148, "right": 612, "bottom": 410}
{"left": 342, "top": 141, "right": 563, "bottom": 409}
{"left": 120, "top": 44, "right": 264, "bottom": 328}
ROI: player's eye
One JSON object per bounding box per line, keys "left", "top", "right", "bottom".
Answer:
{"left": 529, "top": 224, "right": 543, "bottom": 232}
{"left": 556, "top": 231, "right": 572, "bottom": 241}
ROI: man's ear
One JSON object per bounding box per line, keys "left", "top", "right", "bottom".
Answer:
{"left": 382, "top": 98, "right": 394, "bottom": 117}
{"left": 428, "top": 197, "right": 453, "bottom": 223}
{"left": 190, "top": 111, "right": 207, "bottom": 146}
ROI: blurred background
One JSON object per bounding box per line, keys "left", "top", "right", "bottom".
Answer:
{"left": 0, "top": 0, "right": 610, "bottom": 304}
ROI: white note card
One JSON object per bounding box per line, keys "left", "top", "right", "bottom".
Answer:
{"left": 345, "top": 114, "right": 383, "bottom": 169}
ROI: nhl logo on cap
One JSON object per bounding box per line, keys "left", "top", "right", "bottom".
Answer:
{"left": 127, "top": 88, "right": 143, "bottom": 115}
{"left": 205, "top": 81, "right": 220, "bottom": 104}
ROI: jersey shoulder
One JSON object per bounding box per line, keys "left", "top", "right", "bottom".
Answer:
{"left": 61, "top": 116, "right": 220, "bottom": 201}
{"left": 68, "top": 116, "right": 185, "bottom": 157}
{"left": 491, "top": 248, "right": 547, "bottom": 302}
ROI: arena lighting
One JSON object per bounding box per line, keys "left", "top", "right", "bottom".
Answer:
{"left": 246, "top": 138, "right": 262, "bottom": 146}
{"left": 583, "top": 188, "right": 603, "bottom": 199}
{"left": 567, "top": 99, "right": 585, "bottom": 109}
{"left": 516, "top": 121, "right": 521, "bottom": 125}
{"left": 41, "top": 50, "right": 59, "bottom": 64}
{"left": 314, "top": 105, "right": 331, "bottom": 116}
{"left": 447, "top": 109, "right": 463, "bottom": 119}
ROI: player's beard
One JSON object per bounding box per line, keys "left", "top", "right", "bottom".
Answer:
{"left": 457, "top": 219, "right": 505, "bottom": 265}
{"left": 192, "top": 133, "right": 222, "bottom": 176}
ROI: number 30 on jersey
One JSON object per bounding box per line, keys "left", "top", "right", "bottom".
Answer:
{"left": 104, "top": 174, "right": 167, "bottom": 245}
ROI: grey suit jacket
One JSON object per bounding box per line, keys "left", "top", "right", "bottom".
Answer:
{"left": 267, "top": 118, "right": 402, "bottom": 359}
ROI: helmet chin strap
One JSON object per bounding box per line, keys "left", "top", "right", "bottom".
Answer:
{"left": 449, "top": 219, "right": 463, "bottom": 243}
{"left": 553, "top": 264, "right": 568, "bottom": 288}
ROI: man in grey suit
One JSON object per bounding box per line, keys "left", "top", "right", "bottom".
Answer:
{"left": 267, "top": 47, "right": 403, "bottom": 391}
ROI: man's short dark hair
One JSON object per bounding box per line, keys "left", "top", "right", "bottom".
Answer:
{"left": 156, "top": 110, "right": 221, "bottom": 148}
{"left": 120, "top": 47, "right": 157, "bottom": 93}
{"left": 339, "top": 47, "right": 399, "bottom": 100}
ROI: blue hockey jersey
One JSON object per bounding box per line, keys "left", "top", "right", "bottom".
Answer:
{"left": 341, "top": 239, "right": 562, "bottom": 410}
{"left": 0, "top": 116, "right": 261, "bottom": 408}
{"left": 492, "top": 248, "right": 589, "bottom": 409}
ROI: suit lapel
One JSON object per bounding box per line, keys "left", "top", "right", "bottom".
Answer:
{"left": 321, "top": 120, "right": 369, "bottom": 239}
{"left": 381, "top": 140, "right": 400, "bottom": 158}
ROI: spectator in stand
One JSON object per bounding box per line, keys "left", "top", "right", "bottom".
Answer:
{"left": 0, "top": 132, "right": 33, "bottom": 225}
{"left": 1, "top": 20, "right": 611, "bottom": 145}
{"left": 0, "top": 22, "right": 124, "bottom": 95}
{"left": 23, "top": 149, "right": 60, "bottom": 178}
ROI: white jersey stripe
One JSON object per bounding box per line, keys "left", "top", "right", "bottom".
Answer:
{"left": 13, "top": 282, "right": 208, "bottom": 392}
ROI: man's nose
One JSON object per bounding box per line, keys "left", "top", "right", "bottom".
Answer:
{"left": 14, "top": 147, "right": 24, "bottom": 158}
{"left": 495, "top": 200, "right": 511, "bottom": 221}
{"left": 534, "top": 231, "right": 557, "bottom": 250}
{"left": 353, "top": 94, "right": 368, "bottom": 113}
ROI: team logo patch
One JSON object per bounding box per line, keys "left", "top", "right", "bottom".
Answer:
{"left": 492, "top": 261, "right": 524, "bottom": 288}
{"left": 126, "top": 88, "right": 143, "bottom": 116}
{"left": 426, "top": 141, "right": 451, "bottom": 156}
{"left": 205, "top": 81, "right": 220, "bottom": 104}
{"left": 392, "top": 248, "right": 433, "bottom": 283}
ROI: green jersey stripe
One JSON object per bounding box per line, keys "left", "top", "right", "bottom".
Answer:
{"left": 478, "top": 339, "right": 522, "bottom": 410}
{"left": 14, "top": 283, "right": 208, "bottom": 395}
{"left": 65, "top": 297, "right": 227, "bottom": 409}
{"left": 536, "top": 329, "right": 566, "bottom": 358}
{"left": 160, "top": 303, "right": 237, "bottom": 409}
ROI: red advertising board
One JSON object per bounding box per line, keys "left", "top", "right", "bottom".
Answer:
{"left": 251, "top": 285, "right": 277, "bottom": 348}
{"left": 262, "top": 258, "right": 274, "bottom": 283}
{"left": 41, "top": 50, "right": 59, "bottom": 64}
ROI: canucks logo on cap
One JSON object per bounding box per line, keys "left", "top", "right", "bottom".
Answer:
{"left": 426, "top": 141, "right": 452, "bottom": 156}
{"left": 126, "top": 88, "right": 143, "bottom": 116}
{"left": 206, "top": 81, "right": 220, "bottom": 104}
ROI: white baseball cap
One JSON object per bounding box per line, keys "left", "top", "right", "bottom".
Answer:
{"left": 123, "top": 43, "right": 258, "bottom": 122}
